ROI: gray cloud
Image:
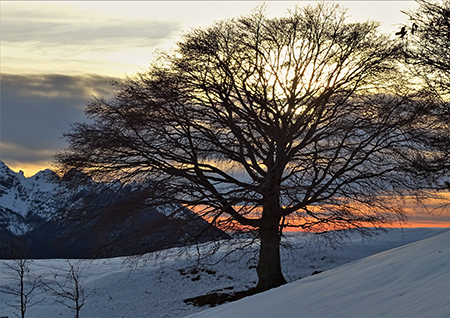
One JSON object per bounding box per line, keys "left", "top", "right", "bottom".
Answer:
{"left": 0, "top": 73, "right": 118, "bottom": 164}
{"left": 0, "top": 142, "right": 56, "bottom": 165}
{"left": 1, "top": 4, "right": 182, "bottom": 75}
{"left": 2, "top": 19, "right": 181, "bottom": 47}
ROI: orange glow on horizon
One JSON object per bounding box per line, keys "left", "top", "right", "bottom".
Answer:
{"left": 281, "top": 221, "right": 450, "bottom": 231}
{"left": 3, "top": 164, "right": 449, "bottom": 228}
{"left": 3, "top": 161, "right": 54, "bottom": 178}
{"left": 187, "top": 199, "right": 450, "bottom": 232}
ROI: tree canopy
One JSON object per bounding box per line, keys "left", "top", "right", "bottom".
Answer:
{"left": 402, "top": 0, "right": 450, "bottom": 97}
{"left": 398, "top": 0, "right": 450, "bottom": 184}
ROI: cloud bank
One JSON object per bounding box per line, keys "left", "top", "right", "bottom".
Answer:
{"left": 1, "top": 3, "right": 182, "bottom": 75}
{"left": 1, "top": 73, "right": 118, "bottom": 174}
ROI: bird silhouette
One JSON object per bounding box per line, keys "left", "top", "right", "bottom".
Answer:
{"left": 411, "top": 23, "right": 418, "bottom": 35}
{"left": 396, "top": 26, "right": 407, "bottom": 38}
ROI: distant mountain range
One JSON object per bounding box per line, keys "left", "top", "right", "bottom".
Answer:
{"left": 0, "top": 161, "right": 228, "bottom": 259}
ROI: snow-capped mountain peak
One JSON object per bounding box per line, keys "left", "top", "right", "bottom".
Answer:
{"left": 0, "top": 161, "right": 229, "bottom": 257}
{"left": 0, "top": 161, "right": 63, "bottom": 235}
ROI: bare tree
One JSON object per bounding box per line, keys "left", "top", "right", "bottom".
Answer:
{"left": 42, "top": 260, "right": 90, "bottom": 318}
{"left": 0, "top": 259, "right": 45, "bottom": 318}
{"left": 402, "top": 0, "right": 450, "bottom": 97}
{"left": 399, "top": 0, "right": 450, "bottom": 185}
{"left": 55, "top": 3, "right": 449, "bottom": 291}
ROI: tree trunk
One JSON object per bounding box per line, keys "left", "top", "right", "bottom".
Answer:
{"left": 255, "top": 219, "right": 287, "bottom": 292}
{"left": 20, "top": 264, "right": 25, "bottom": 318}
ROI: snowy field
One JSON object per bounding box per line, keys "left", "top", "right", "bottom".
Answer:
{"left": 188, "top": 229, "right": 450, "bottom": 318}
{"left": 0, "top": 228, "right": 448, "bottom": 318}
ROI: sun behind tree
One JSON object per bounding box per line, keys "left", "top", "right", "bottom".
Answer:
{"left": 55, "top": 3, "right": 449, "bottom": 292}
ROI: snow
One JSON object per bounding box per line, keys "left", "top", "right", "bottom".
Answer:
{"left": 188, "top": 229, "right": 450, "bottom": 318}
{"left": 0, "top": 161, "right": 97, "bottom": 235}
{"left": 0, "top": 166, "right": 59, "bottom": 221}
{"left": 1, "top": 228, "right": 448, "bottom": 318}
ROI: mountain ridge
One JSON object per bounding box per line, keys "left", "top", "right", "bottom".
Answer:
{"left": 0, "top": 161, "right": 229, "bottom": 259}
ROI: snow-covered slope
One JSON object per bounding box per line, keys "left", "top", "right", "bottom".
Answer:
{"left": 0, "top": 161, "right": 229, "bottom": 259}
{"left": 188, "top": 229, "right": 450, "bottom": 318}
{"left": 0, "top": 165, "right": 57, "bottom": 219}
{"left": 0, "top": 161, "right": 216, "bottom": 236}
{"left": 0, "top": 228, "right": 447, "bottom": 318}
{"left": 0, "top": 161, "right": 81, "bottom": 235}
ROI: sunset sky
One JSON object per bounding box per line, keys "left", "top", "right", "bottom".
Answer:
{"left": 1, "top": 1, "right": 419, "bottom": 175}
{"left": 1, "top": 1, "right": 447, "bottom": 226}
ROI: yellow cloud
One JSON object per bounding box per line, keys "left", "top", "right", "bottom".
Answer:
{"left": 3, "top": 160, "right": 54, "bottom": 178}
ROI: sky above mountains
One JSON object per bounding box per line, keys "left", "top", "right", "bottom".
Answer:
{"left": 1, "top": 1, "right": 418, "bottom": 176}
{"left": 1, "top": 1, "right": 448, "bottom": 228}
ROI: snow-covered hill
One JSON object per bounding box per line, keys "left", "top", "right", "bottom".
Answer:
{"left": 188, "top": 229, "right": 450, "bottom": 318}
{"left": 0, "top": 228, "right": 447, "bottom": 318}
